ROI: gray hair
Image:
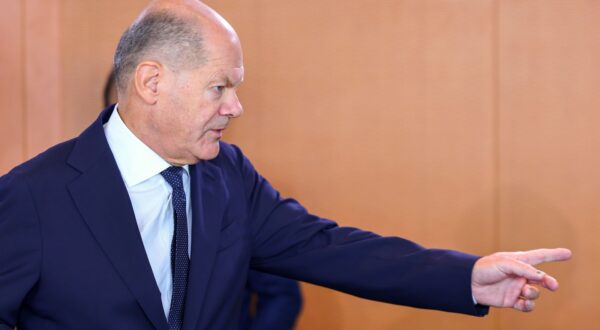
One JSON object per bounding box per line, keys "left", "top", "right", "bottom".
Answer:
{"left": 113, "top": 10, "right": 205, "bottom": 92}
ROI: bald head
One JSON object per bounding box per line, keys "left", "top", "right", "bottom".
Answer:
{"left": 113, "top": 0, "right": 238, "bottom": 95}
{"left": 141, "top": 0, "right": 237, "bottom": 34}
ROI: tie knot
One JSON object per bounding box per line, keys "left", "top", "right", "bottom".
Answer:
{"left": 160, "top": 166, "right": 184, "bottom": 189}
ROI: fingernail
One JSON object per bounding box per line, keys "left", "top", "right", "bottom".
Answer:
{"left": 526, "top": 300, "right": 535, "bottom": 311}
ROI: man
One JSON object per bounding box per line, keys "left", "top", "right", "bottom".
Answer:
{"left": 0, "top": 1, "right": 571, "bottom": 329}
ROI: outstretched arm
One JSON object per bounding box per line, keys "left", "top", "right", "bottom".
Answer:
{"left": 471, "top": 248, "right": 572, "bottom": 312}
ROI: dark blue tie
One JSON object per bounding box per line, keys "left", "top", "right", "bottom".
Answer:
{"left": 161, "top": 166, "right": 190, "bottom": 330}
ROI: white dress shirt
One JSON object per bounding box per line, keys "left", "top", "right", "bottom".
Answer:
{"left": 103, "top": 105, "right": 192, "bottom": 318}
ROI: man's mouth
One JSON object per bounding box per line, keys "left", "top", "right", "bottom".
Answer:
{"left": 211, "top": 127, "right": 225, "bottom": 138}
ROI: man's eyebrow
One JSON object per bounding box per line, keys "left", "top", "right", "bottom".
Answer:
{"left": 224, "top": 76, "right": 244, "bottom": 87}
{"left": 208, "top": 71, "right": 244, "bottom": 87}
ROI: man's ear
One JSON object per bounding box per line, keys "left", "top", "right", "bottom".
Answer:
{"left": 134, "top": 61, "right": 162, "bottom": 105}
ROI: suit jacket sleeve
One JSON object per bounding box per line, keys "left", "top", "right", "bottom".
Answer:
{"left": 0, "top": 170, "right": 42, "bottom": 329}
{"left": 223, "top": 144, "right": 488, "bottom": 317}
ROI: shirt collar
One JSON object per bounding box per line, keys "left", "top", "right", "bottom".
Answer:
{"left": 104, "top": 104, "right": 189, "bottom": 187}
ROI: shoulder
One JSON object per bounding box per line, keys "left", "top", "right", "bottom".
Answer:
{"left": 212, "top": 141, "right": 245, "bottom": 164}
{"left": 205, "top": 142, "right": 266, "bottom": 195}
{"left": 208, "top": 141, "right": 253, "bottom": 174}
{"left": 0, "top": 138, "right": 79, "bottom": 190}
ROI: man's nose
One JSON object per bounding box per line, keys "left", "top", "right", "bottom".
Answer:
{"left": 221, "top": 92, "right": 243, "bottom": 118}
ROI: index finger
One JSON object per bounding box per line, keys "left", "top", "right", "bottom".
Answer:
{"left": 511, "top": 248, "right": 572, "bottom": 266}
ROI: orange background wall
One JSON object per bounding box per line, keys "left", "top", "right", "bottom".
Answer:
{"left": 1, "top": 1, "right": 597, "bottom": 329}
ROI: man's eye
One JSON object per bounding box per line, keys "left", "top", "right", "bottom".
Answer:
{"left": 212, "top": 86, "right": 225, "bottom": 94}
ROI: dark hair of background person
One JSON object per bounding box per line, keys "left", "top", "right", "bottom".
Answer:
{"left": 103, "top": 69, "right": 117, "bottom": 108}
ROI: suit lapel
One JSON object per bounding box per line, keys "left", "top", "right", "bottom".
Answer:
{"left": 67, "top": 108, "right": 168, "bottom": 330}
{"left": 183, "top": 161, "right": 229, "bottom": 330}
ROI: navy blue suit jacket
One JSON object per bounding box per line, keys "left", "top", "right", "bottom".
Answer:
{"left": 0, "top": 107, "right": 487, "bottom": 329}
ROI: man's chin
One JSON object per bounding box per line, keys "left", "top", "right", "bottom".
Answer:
{"left": 196, "top": 143, "right": 221, "bottom": 161}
